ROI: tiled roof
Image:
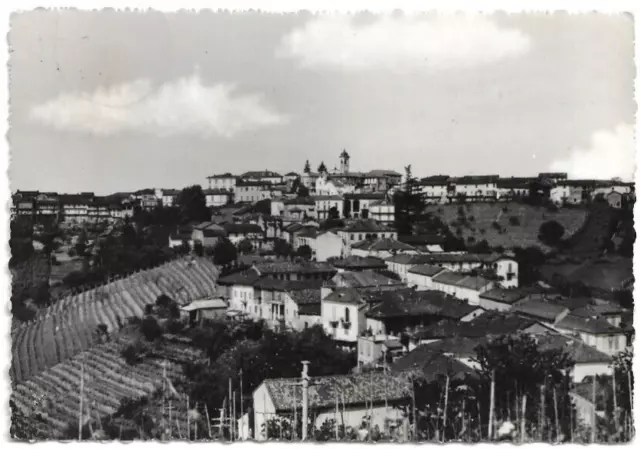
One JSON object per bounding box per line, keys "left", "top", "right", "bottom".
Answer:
{"left": 351, "top": 238, "right": 415, "bottom": 252}
{"left": 312, "top": 195, "right": 343, "bottom": 201}
{"left": 432, "top": 271, "right": 494, "bottom": 291}
{"left": 181, "top": 298, "right": 227, "bottom": 311}
{"left": 262, "top": 370, "right": 414, "bottom": 412}
{"left": 254, "top": 278, "right": 324, "bottom": 292}
{"left": 223, "top": 223, "right": 263, "bottom": 234}
{"left": 408, "top": 264, "right": 448, "bottom": 277}
{"left": 366, "top": 291, "right": 479, "bottom": 320}
{"left": 419, "top": 175, "right": 450, "bottom": 186}
{"left": 392, "top": 345, "right": 479, "bottom": 382}
{"left": 479, "top": 288, "right": 528, "bottom": 305}
{"left": 332, "top": 270, "right": 404, "bottom": 288}
{"left": 285, "top": 172, "right": 299, "bottom": 177}
{"left": 342, "top": 219, "right": 392, "bottom": 233}
{"left": 203, "top": 188, "right": 233, "bottom": 195}
{"left": 323, "top": 287, "right": 413, "bottom": 306}
{"left": 241, "top": 170, "right": 282, "bottom": 178}
{"left": 385, "top": 254, "right": 429, "bottom": 265}
{"left": 424, "top": 337, "right": 481, "bottom": 358}
{"left": 330, "top": 256, "right": 387, "bottom": 270}
{"left": 535, "top": 333, "right": 612, "bottom": 364}
{"left": 207, "top": 173, "right": 235, "bottom": 179}
{"left": 496, "top": 177, "right": 536, "bottom": 189}
{"left": 555, "top": 314, "right": 625, "bottom": 335}
{"left": 511, "top": 298, "right": 569, "bottom": 322}
{"left": 254, "top": 261, "right": 336, "bottom": 275}
{"left": 453, "top": 175, "right": 499, "bottom": 185}
{"left": 287, "top": 289, "right": 321, "bottom": 305}
{"left": 284, "top": 197, "right": 315, "bottom": 206}
{"left": 570, "top": 303, "right": 624, "bottom": 318}
{"left": 398, "top": 234, "right": 445, "bottom": 246}
{"left": 217, "top": 269, "right": 261, "bottom": 286}
{"left": 366, "top": 169, "right": 402, "bottom": 177}
{"left": 297, "top": 228, "right": 318, "bottom": 238}
{"left": 344, "top": 192, "right": 386, "bottom": 200}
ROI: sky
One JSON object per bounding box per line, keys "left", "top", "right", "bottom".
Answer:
{"left": 8, "top": 10, "right": 636, "bottom": 194}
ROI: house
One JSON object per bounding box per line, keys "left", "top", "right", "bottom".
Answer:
{"left": 570, "top": 302, "right": 625, "bottom": 327}
{"left": 252, "top": 368, "right": 412, "bottom": 441}
{"left": 161, "top": 189, "right": 180, "bottom": 207}
{"left": 300, "top": 171, "right": 320, "bottom": 190}
{"left": 369, "top": 200, "right": 395, "bottom": 223}
{"left": 252, "top": 278, "right": 323, "bottom": 328}
{"left": 364, "top": 290, "right": 484, "bottom": 337}
{"left": 203, "top": 188, "right": 233, "bottom": 207}
{"left": 406, "top": 264, "right": 448, "bottom": 290}
{"left": 552, "top": 314, "right": 627, "bottom": 356}
{"left": 315, "top": 173, "right": 357, "bottom": 197}
{"left": 180, "top": 298, "right": 227, "bottom": 325}
{"left": 343, "top": 193, "right": 387, "bottom": 219}
{"left": 168, "top": 226, "right": 194, "bottom": 248}
{"left": 218, "top": 269, "right": 262, "bottom": 316}
{"left": 310, "top": 231, "right": 345, "bottom": 262}
{"left": 408, "top": 311, "right": 555, "bottom": 349}
{"left": 430, "top": 271, "right": 494, "bottom": 306}
{"left": 451, "top": 175, "right": 499, "bottom": 200}
{"left": 329, "top": 256, "right": 388, "bottom": 272}
{"left": 58, "top": 194, "right": 91, "bottom": 222}
{"left": 421, "top": 337, "right": 484, "bottom": 370}
{"left": 351, "top": 238, "right": 418, "bottom": 260}
{"left": 511, "top": 298, "right": 570, "bottom": 325}
{"left": 329, "top": 270, "right": 405, "bottom": 290}
{"left": 282, "top": 197, "right": 317, "bottom": 222}
{"left": 357, "top": 334, "right": 404, "bottom": 367}
{"left": 362, "top": 169, "right": 403, "bottom": 192}
{"left": 392, "top": 345, "right": 480, "bottom": 382}
{"left": 240, "top": 170, "right": 283, "bottom": 184}
{"left": 192, "top": 222, "right": 226, "bottom": 247}
{"left": 252, "top": 261, "right": 337, "bottom": 282}
{"left": 478, "top": 287, "right": 529, "bottom": 311}
{"left": 397, "top": 234, "right": 445, "bottom": 253}
{"left": 496, "top": 178, "right": 533, "bottom": 201}
{"left": 312, "top": 195, "right": 344, "bottom": 220}
{"left": 535, "top": 333, "right": 613, "bottom": 382}
{"left": 224, "top": 223, "right": 264, "bottom": 248}
{"left": 384, "top": 254, "right": 431, "bottom": 282}
{"left": 284, "top": 288, "right": 323, "bottom": 331}
{"left": 607, "top": 191, "right": 623, "bottom": 208}
{"left": 207, "top": 173, "right": 237, "bottom": 191}
{"left": 235, "top": 180, "right": 272, "bottom": 203}
{"left": 337, "top": 220, "right": 398, "bottom": 256}
{"left": 419, "top": 176, "right": 450, "bottom": 204}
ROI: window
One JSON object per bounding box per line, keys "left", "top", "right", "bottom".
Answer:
{"left": 304, "top": 322, "right": 309, "bottom": 329}
{"left": 350, "top": 234, "right": 354, "bottom": 241}
{"left": 345, "top": 307, "right": 350, "bottom": 322}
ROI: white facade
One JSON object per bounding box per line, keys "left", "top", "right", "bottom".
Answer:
{"left": 572, "top": 362, "right": 613, "bottom": 383}
{"left": 229, "top": 285, "right": 258, "bottom": 317}
{"left": 321, "top": 299, "right": 364, "bottom": 344}
{"left": 208, "top": 176, "right": 237, "bottom": 191}
{"left": 550, "top": 185, "right": 571, "bottom": 204}
{"left": 431, "top": 278, "right": 494, "bottom": 306}
{"left": 205, "top": 192, "right": 231, "bottom": 207}
{"left": 492, "top": 257, "right": 519, "bottom": 289}
{"left": 369, "top": 202, "right": 395, "bottom": 223}
{"left": 314, "top": 231, "right": 345, "bottom": 262}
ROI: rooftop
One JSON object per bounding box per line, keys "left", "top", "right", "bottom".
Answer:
{"left": 217, "top": 269, "right": 261, "bottom": 286}
{"left": 511, "top": 298, "right": 569, "bottom": 322}
{"left": 262, "top": 370, "right": 413, "bottom": 412}
{"left": 287, "top": 288, "right": 322, "bottom": 305}
{"left": 535, "top": 333, "right": 612, "bottom": 364}
{"left": 479, "top": 287, "right": 529, "bottom": 305}
{"left": 223, "top": 223, "right": 263, "bottom": 234}
{"left": 331, "top": 270, "right": 404, "bottom": 289}
{"left": 330, "top": 256, "right": 387, "bottom": 270}
{"left": 342, "top": 219, "right": 393, "bottom": 233}
{"left": 432, "top": 271, "right": 494, "bottom": 291}
{"left": 366, "top": 291, "right": 480, "bottom": 320}
{"left": 253, "top": 261, "right": 337, "bottom": 275}
{"left": 351, "top": 238, "right": 416, "bottom": 252}
{"left": 392, "top": 345, "right": 479, "bottom": 382}
{"left": 181, "top": 298, "right": 227, "bottom": 312}
{"left": 408, "top": 264, "right": 448, "bottom": 277}
{"left": 207, "top": 172, "right": 235, "bottom": 179}
{"left": 555, "top": 314, "right": 625, "bottom": 335}
{"left": 241, "top": 170, "right": 282, "bottom": 178}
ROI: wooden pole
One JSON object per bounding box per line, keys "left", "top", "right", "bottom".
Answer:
{"left": 591, "top": 376, "right": 596, "bottom": 444}
{"left": 335, "top": 393, "right": 339, "bottom": 441}
{"left": 205, "top": 404, "right": 213, "bottom": 439}
{"left": 78, "top": 352, "right": 85, "bottom": 440}
{"left": 520, "top": 395, "right": 527, "bottom": 444}
{"left": 553, "top": 388, "right": 560, "bottom": 442}
{"left": 187, "top": 395, "right": 190, "bottom": 441}
{"left": 540, "top": 383, "right": 546, "bottom": 441}
{"left": 228, "top": 378, "right": 233, "bottom": 441}
{"left": 488, "top": 369, "right": 495, "bottom": 440}
{"left": 240, "top": 369, "right": 244, "bottom": 434}
{"left": 293, "top": 385, "right": 297, "bottom": 441}
{"left": 442, "top": 375, "right": 450, "bottom": 442}
{"left": 368, "top": 369, "right": 373, "bottom": 441}
{"left": 162, "top": 360, "right": 167, "bottom": 440}
{"left": 411, "top": 377, "right": 417, "bottom": 441}
{"left": 612, "top": 369, "right": 618, "bottom": 428}
{"left": 233, "top": 389, "right": 237, "bottom": 442}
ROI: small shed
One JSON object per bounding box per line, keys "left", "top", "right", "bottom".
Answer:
{"left": 181, "top": 298, "right": 227, "bottom": 325}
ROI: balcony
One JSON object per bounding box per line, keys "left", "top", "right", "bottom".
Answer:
{"left": 329, "top": 320, "right": 339, "bottom": 329}
{"left": 341, "top": 319, "right": 352, "bottom": 330}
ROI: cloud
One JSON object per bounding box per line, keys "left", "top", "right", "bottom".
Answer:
{"left": 549, "top": 123, "right": 636, "bottom": 181}
{"left": 277, "top": 14, "right": 531, "bottom": 72}
{"left": 30, "top": 73, "right": 288, "bottom": 137}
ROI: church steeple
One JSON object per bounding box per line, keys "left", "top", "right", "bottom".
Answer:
{"left": 339, "top": 149, "right": 350, "bottom": 174}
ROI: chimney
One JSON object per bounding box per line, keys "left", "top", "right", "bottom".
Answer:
{"left": 301, "top": 361, "right": 310, "bottom": 441}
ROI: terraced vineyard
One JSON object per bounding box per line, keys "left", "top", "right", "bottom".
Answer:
{"left": 10, "top": 257, "right": 219, "bottom": 384}
{"left": 10, "top": 333, "right": 198, "bottom": 439}
{"left": 427, "top": 202, "right": 589, "bottom": 252}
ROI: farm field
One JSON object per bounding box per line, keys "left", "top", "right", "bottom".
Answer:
{"left": 426, "top": 202, "right": 589, "bottom": 252}
{"left": 10, "top": 332, "right": 200, "bottom": 439}
{"left": 10, "top": 257, "right": 219, "bottom": 384}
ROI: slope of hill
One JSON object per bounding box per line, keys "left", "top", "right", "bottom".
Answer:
{"left": 563, "top": 203, "right": 617, "bottom": 259}
{"left": 426, "top": 202, "right": 589, "bottom": 252}
{"left": 10, "top": 257, "right": 219, "bottom": 384}
{"left": 11, "top": 332, "right": 200, "bottom": 439}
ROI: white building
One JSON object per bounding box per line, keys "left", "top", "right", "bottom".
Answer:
{"left": 430, "top": 271, "right": 494, "bottom": 306}
{"left": 369, "top": 200, "right": 395, "bottom": 223}
{"left": 204, "top": 188, "right": 233, "bottom": 207}
{"left": 207, "top": 173, "right": 237, "bottom": 191}
{"left": 312, "top": 195, "right": 344, "bottom": 220}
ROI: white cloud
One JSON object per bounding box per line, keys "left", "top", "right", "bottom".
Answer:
{"left": 549, "top": 123, "right": 636, "bottom": 181}
{"left": 277, "top": 14, "right": 531, "bottom": 72}
{"left": 30, "top": 73, "right": 288, "bottom": 138}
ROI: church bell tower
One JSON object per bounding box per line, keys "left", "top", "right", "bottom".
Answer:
{"left": 339, "top": 149, "right": 350, "bottom": 174}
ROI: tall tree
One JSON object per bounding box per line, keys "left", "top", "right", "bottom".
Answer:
{"left": 393, "top": 167, "right": 425, "bottom": 236}
{"left": 213, "top": 238, "right": 238, "bottom": 267}
{"left": 317, "top": 161, "right": 327, "bottom": 174}
{"left": 176, "top": 185, "right": 210, "bottom": 223}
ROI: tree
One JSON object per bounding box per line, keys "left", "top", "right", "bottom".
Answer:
{"left": 304, "top": 160, "right": 311, "bottom": 174}
{"left": 297, "top": 185, "right": 310, "bottom": 197}
{"left": 238, "top": 239, "right": 254, "bottom": 255}
{"left": 193, "top": 241, "right": 204, "bottom": 257}
{"left": 538, "top": 220, "right": 565, "bottom": 246}
{"left": 213, "top": 238, "right": 238, "bottom": 266}
{"left": 176, "top": 185, "right": 210, "bottom": 223}
{"left": 513, "top": 246, "right": 546, "bottom": 286}
{"left": 295, "top": 245, "right": 312, "bottom": 261}
{"left": 273, "top": 238, "right": 293, "bottom": 259}
{"left": 317, "top": 161, "right": 327, "bottom": 174}
{"left": 328, "top": 206, "right": 340, "bottom": 220}
{"left": 140, "top": 316, "right": 163, "bottom": 341}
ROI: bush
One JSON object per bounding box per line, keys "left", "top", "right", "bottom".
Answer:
{"left": 467, "top": 236, "right": 476, "bottom": 244}
{"left": 508, "top": 216, "right": 520, "bottom": 226}
{"left": 502, "top": 206, "right": 509, "bottom": 213}
{"left": 457, "top": 206, "right": 465, "bottom": 216}
{"left": 538, "top": 220, "right": 565, "bottom": 246}
{"left": 492, "top": 221, "right": 501, "bottom": 231}
{"left": 479, "top": 228, "right": 486, "bottom": 235}
{"left": 121, "top": 341, "right": 146, "bottom": 365}
{"left": 141, "top": 316, "right": 163, "bottom": 341}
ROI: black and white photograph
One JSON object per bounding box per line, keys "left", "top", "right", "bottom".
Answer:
{"left": 6, "top": 7, "right": 636, "bottom": 443}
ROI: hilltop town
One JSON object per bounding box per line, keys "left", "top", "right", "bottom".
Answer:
{"left": 10, "top": 151, "right": 635, "bottom": 442}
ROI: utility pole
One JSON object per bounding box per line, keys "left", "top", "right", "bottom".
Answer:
{"left": 78, "top": 352, "right": 85, "bottom": 440}
{"left": 302, "top": 361, "right": 310, "bottom": 441}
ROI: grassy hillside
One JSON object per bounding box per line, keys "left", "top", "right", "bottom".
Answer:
{"left": 426, "top": 202, "right": 589, "bottom": 252}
